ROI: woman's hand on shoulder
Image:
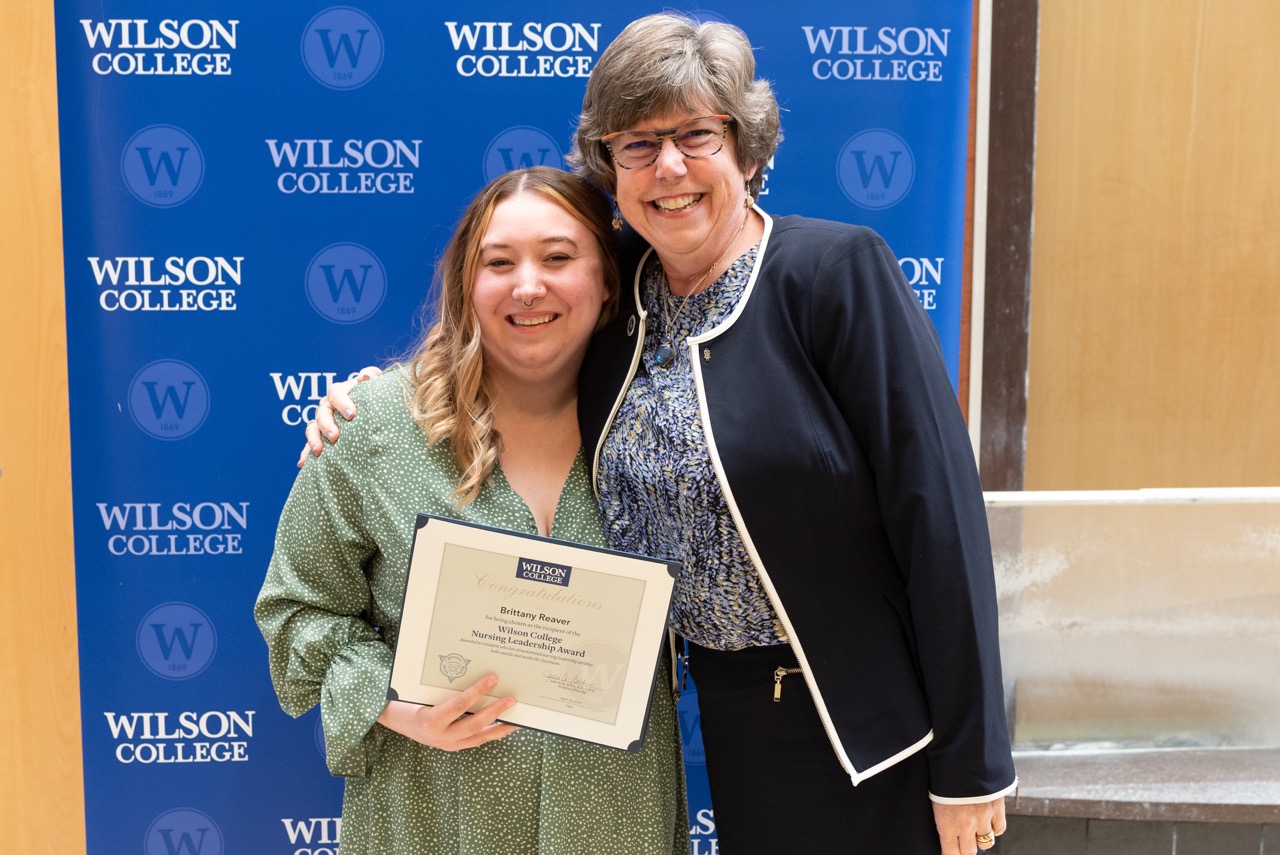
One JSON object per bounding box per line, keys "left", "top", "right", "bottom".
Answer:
{"left": 376, "top": 675, "right": 519, "bottom": 751}
{"left": 296, "top": 366, "right": 384, "bottom": 467}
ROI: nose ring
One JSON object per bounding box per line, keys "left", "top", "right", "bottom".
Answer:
{"left": 522, "top": 298, "right": 534, "bottom": 307}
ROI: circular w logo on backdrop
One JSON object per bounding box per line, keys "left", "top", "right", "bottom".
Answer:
{"left": 136, "top": 602, "right": 218, "bottom": 681}
{"left": 121, "top": 125, "right": 205, "bottom": 208}
{"left": 302, "top": 7, "right": 385, "bottom": 89}
{"left": 837, "top": 128, "right": 916, "bottom": 210}
{"left": 144, "top": 808, "right": 224, "bottom": 855}
{"left": 305, "top": 242, "right": 388, "bottom": 324}
{"left": 483, "top": 126, "right": 564, "bottom": 182}
{"left": 127, "top": 360, "right": 211, "bottom": 440}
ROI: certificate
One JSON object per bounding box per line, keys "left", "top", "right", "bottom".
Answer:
{"left": 387, "top": 514, "right": 678, "bottom": 752}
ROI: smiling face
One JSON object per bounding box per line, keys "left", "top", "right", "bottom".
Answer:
{"left": 612, "top": 107, "right": 757, "bottom": 275}
{"left": 471, "top": 191, "right": 608, "bottom": 391}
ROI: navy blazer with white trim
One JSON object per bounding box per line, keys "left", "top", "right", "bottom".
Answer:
{"left": 578, "top": 211, "right": 1017, "bottom": 801}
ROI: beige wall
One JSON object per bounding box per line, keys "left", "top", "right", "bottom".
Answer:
{"left": 1, "top": 3, "right": 85, "bottom": 853}
{"left": 5, "top": 1, "right": 1278, "bottom": 849}
{"left": 1026, "top": 0, "right": 1280, "bottom": 488}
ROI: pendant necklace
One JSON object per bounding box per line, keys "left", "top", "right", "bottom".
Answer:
{"left": 654, "top": 213, "right": 748, "bottom": 369}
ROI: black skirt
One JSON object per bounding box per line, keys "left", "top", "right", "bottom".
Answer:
{"left": 685, "top": 640, "right": 942, "bottom": 854}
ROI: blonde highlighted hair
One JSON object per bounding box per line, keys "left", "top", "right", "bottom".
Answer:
{"left": 405, "top": 167, "right": 619, "bottom": 505}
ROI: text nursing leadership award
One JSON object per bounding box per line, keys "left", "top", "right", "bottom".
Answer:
{"left": 388, "top": 515, "right": 679, "bottom": 752}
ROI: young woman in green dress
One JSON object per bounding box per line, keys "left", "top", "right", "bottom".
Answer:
{"left": 255, "top": 167, "right": 687, "bottom": 855}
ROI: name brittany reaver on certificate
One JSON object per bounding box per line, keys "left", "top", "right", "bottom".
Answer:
{"left": 469, "top": 605, "right": 587, "bottom": 658}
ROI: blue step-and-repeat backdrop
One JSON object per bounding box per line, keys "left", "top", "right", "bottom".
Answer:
{"left": 53, "top": 2, "right": 974, "bottom": 852}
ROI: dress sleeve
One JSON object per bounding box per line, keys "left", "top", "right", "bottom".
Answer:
{"left": 254, "top": 406, "right": 392, "bottom": 778}
{"left": 808, "top": 228, "right": 1016, "bottom": 800}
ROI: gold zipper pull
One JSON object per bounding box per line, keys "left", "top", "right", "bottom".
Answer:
{"left": 773, "top": 666, "right": 802, "bottom": 702}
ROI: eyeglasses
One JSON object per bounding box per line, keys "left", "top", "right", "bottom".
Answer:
{"left": 600, "top": 115, "right": 733, "bottom": 170}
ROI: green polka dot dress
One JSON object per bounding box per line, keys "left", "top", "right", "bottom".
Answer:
{"left": 256, "top": 368, "right": 687, "bottom": 854}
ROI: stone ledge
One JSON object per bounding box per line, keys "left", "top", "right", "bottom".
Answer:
{"left": 1008, "top": 747, "right": 1280, "bottom": 824}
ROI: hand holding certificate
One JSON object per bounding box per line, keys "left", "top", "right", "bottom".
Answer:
{"left": 377, "top": 672, "right": 520, "bottom": 752}
{"left": 388, "top": 515, "right": 678, "bottom": 752}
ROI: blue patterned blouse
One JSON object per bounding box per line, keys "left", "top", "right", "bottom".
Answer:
{"left": 596, "top": 245, "right": 786, "bottom": 651}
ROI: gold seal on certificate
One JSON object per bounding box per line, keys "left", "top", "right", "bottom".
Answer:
{"left": 387, "top": 515, "right": 678, "bottom": 752}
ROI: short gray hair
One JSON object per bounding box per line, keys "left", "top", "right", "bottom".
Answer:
{"left": 568, "top": 14, "right": 781, "bottom": 199}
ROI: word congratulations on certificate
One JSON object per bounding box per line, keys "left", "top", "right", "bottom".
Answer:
{"left": 388, "top": 515, "right": 678, "bottom": 752}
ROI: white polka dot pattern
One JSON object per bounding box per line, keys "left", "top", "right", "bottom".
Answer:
{"left": 256, "top": 368, "right": 687, "bottom": 854}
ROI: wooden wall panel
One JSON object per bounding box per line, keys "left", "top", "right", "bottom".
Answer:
{"left": 1026, "top": 0, "right": 1280, "bottom": 488}
{"left": 0, "top": 3, "right": 86, "bottom": 852}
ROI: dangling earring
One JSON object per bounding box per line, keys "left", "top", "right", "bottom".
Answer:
{"left": 743, "top": 180, "right": 752, "bottom": 209}
{"left": 611, "top": 197, "right": 623, "bottom": 231}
